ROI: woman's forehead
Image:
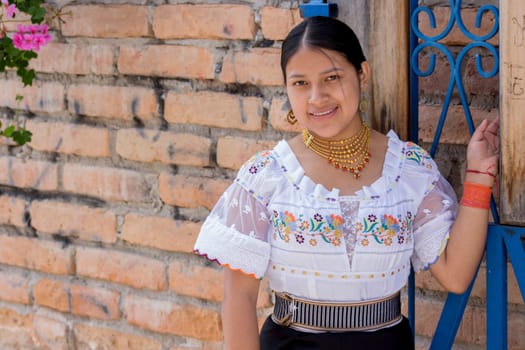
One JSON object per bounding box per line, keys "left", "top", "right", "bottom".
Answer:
{"left": 285, "top": 47, "right": 350, "bottom": 75}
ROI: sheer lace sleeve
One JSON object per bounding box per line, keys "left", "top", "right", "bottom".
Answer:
{"left": 411, "top": 175, "right": 458, "bottom": 272}
{"left": 194, "top": 181, "right": 272, "bottom": 279}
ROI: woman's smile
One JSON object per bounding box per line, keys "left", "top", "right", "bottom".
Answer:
{"left": 309, "top": 106, "right": 338, "bottom": 118}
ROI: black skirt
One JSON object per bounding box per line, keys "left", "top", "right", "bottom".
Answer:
{"left": 260, "top": 315, "right": 415, "bottom": 350}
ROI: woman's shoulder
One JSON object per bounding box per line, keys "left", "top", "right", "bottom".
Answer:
{"left": 238, "top": 146, "right": 281, "bottom": 177}
{"left": 235, "top": 142, "right": 289, "bottom": 187}
{"left": 386, "top": 130, "right": 437, "bottom": 173}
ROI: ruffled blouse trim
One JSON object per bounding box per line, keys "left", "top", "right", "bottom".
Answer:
{"left": 273, "top": 130, "right": 404, "bottom": 201}
{"left": 193, "top": 250, "right": 261, "bottom": 280}
{"left": 193, "top": 215, "right": 270, "bottom": 279}
{"left": 419, "top": 232, "right": 450, "bottom": 271}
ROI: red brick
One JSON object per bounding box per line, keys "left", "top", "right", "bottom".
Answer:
{"left": 269, "top": 96, "right": 303, "bottom": 132}
{"left": 67, "top": 84, "right": 158, "bottom": 121}
{"left": 165, "top": 91, "right": 263, "bottom": 131}
{"left": 0, "top": 307, "right": 34, "bottom": 349}
{"left": 76, "top": 247, "right": 166, "bottom": 290}
{"left": 0, "top": 79, "right": 64, "bottom": 113}
{"left": 154, "top": 4, "right": 255, "bottom": 40}
{"left": 260, "top": 7, "right": 302, "bottom": 40}
{"left": 0, "top": 236, "right": 72, "bottom": 274}
{"left": 61, "top": 5, "right": 150, "bottom": 38}
{"left": 74, "top": 323, "right": 161, "bottom": 350}
{"left": 0, "top": 195, "right": 26, "bottom": 227}
{"left": 216, "top": 136, "right": 276, "bottom": 170}
{"left": 169, "top": 261, "right": 223, "bottom": 302}
{"left": 32, "top": 315, "right": 69, "bottom": 350}
{"left": 0, "top": 157, "right": 58, "bottom": 191}
{"left": 121, "top": 214, "right": 201, "bottom": 254}
{"left": 167, "top": 261, "right": 272, "bottom": 308}
{"left": 0, "top": 270, "right": 31, "bottom": 304}
{"left": 34, "top": 279, "right": 70, "bottom": 312}
{"left": 118, "top": 45, "right": 214, "bottom": 79}
{"left": 30, "top": 43, "right": 115, "bottom": 75}
{"left": 71, "top": 284, "right": 120, "bottom": 320}
{"left": 31, "top": 200, "right": 117, "bottom": 243}
{"left": 416, "top": 6, "right": 498, "bottom": 46}
{"left": 463, "top": 57, "right": 499, "bottom": 96}
{"left": 419, "top": 105, "right": 497, "bottom": 144}
{"left": 220, "top": 48, "right": 283, "bottom": 86}
{"left": 26, "top": 120, "right": 110, "bottom": 157}
{"left": 158, "top": 174, "right": 229, "bottom": 210}
{"left": 62, "top": 164, "right": 151, "bottom": 203}
{"left": 125, "top": 295, "right": 221, "bottom": 341}
{"left": 417, "top": 51, "right": 450, "bottom": 96}
{"left": 416, "top": 264, "right": 524, "bottom": 306}
{"left": 116, "top": 129, "right": 211, "bottom": 166}
{"left": 401, "top": 297, "right": 503, "bottom": 346}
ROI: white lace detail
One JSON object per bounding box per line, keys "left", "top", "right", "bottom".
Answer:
{"left": 411, "top": 176, "right": 457, "bottom": 271}
{"left": 340, "top": 198, "right": 360, "bottom": 269}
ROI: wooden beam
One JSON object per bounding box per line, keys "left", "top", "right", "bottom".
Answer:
{"left": 500, "top": 0, "right": 525, "bottom": 225}
{"left": 336, "top": 1, "right": 410, "bottom": 139}
{"left": 368, "top": 0, "right": 410, "bottom": 139}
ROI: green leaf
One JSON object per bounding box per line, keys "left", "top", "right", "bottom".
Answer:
{"left": 3, "top": 125, "right": 15, "bottom": 137}
{"left": 12, "top": 129, "right": 32, "bottom": 145}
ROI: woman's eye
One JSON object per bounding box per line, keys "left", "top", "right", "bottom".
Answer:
{"left": 292, "top": 80, "right": 307, "bottom": 86}
{"left": 326, "top": 75, "right": 339, "bottom": 81}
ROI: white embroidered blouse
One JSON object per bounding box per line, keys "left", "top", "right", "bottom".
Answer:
{"left": 194, "top": 131, "right": 457, "bottom": 302}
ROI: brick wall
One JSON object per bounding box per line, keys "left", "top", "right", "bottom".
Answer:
{"left": 0, "top": 1, "right": 522, "bottom": 349}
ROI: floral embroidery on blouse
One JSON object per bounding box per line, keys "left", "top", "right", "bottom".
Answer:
{"left": 271, "top": 210, "right": 344, "bottom": 247}
{"left": 405, "top": 142, "right": 433, "bottom": 169}
{"left": 357, "top": 212, "right": 413, "bottom": 247}
{"left": 247, "top": 150, "right": 272, "bottom": 174}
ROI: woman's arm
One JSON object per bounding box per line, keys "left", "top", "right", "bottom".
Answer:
{"left": 222, "top": 268, "right": 261, "bottom": 350}
{"left": 429, "top": 118, "right": 499, "bottom": 294}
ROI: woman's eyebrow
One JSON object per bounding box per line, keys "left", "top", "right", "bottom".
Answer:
{"left": 287, "top": 67, "right": 343, "bottom": 80}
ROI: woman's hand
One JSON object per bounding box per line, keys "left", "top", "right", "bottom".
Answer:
{"left": 466, "top": 118, "right": 500, "bottom": 186}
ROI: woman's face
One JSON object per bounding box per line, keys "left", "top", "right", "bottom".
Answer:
{"left": 285, "top": 46, "right": 369, "bottom": 140}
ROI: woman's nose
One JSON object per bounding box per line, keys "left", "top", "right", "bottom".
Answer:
{"left": 308, "top": 85, "right": 327, "bottom": 105}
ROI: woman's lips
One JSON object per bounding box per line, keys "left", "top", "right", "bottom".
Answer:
{"left": 309, "top": 106, "right": 338, "bottom": 119}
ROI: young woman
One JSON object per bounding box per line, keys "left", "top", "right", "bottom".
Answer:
{"left": 194, "top": 16, "right": 499, "bottom": 350}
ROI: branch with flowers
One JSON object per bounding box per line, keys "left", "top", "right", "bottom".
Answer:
{"left": 0, "top": 0, "right": 53, "bottom": 145}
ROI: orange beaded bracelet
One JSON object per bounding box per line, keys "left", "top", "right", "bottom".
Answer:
{"left": 460, "top": 182, "right": 492, "bottom": 210}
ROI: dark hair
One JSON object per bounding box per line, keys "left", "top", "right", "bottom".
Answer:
{"left": 280, "top": 16, "right": 366, "bottom": 82}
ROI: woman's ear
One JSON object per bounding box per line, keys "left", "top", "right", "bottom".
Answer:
{"left": 359, "top": 62, "right": 370, "bottom": 85}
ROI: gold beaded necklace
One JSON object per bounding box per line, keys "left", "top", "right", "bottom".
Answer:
{"left": 302, "top": 122, "right": 371, "bottom": 179}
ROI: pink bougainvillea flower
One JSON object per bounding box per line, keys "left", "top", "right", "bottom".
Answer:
{"left": 13, "top": 24, "right": 52, "bottom": 51}
{"left": 1, "top": 0, "right": 17, "bottom": 18}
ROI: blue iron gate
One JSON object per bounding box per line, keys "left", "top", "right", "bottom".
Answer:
{"left": 300, "top": 0, "right": 525, "bottom": 348}
{"left": 409, "top": 1, "right": 525, "bottom": 349}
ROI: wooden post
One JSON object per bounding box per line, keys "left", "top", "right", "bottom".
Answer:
{"left": 368, "top": 1, "right": 410, "bottom": 139}
{"left": 336, "top": 1, "right": 410, "bottom": 139}
{"left": 500, "top": 0, "right": 525, "bottom": 225}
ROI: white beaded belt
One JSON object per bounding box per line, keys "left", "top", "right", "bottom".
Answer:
{"left": 271, "top": 291, "right": 402, "bottom": 332}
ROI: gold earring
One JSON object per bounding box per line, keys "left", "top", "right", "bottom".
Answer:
{"left": 359, "top": 94, "right": 368, "bottom": 113}
{"left": 286, "top": 109, "right": 297, "bottom": 125}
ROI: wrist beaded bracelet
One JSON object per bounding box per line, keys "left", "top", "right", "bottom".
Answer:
{"left": 460, "top": 181, "right": 492, "bottom": 210}
{"left": 465, "top": 169, "right": 497, "bottom": 180}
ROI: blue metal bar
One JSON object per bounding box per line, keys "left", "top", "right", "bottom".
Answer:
{"left": 502, "top": 227, "right": 525, "bottom": 302}
{"left": 408, "top": 0, "right": 419, "bottom": 338}
{"left": 299, "top": 0, "right": 338, "bottom": 18}
{"left": 429, "top": 273, "right": 477, "bottom": 350}
{"left": 409, "top": 1, "right": 503, "bottom": 349}
{"left": 486, "top": 224, "right": 508, "bottom": 349}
